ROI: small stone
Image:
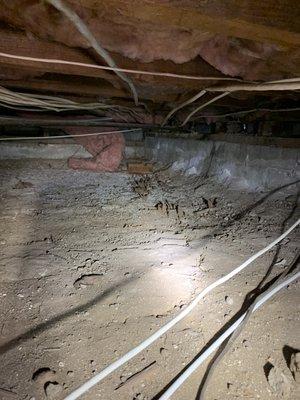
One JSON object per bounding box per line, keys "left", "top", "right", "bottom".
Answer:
{"left": 73, "top": 274, "right": 103, "bottom": 289}
{"left": 267, "top": 365, "right": 292, "bottom": 397}
{"left": 274, "top": 258, "right": 287, "bottom": 268}
{"left": 85, "top": 258, "right": 92, "bottom": 267}
{"left": 159, "top": 347, "right": 167, "bottom": 355}
{"left": 133, "top": 393, "right": 146, "bottom": 400}
{"left": 225, "top": 295, "right": 233, "bottom": 305}
{"left": 32, "top": 368, "right": 56, "bottom": 385}
{"left": 91, "top": 259, "right": 101, "bottom": 268}
{"left": 290, "top": 352, "right": 300, "bottom": 382}
{"left": 44, "top": 235, "right": 53, "bottom": 244}
{"left": 67, "top": 371, "right": 74, "bottom": 377}
{"left": 13, "top": 180, "right": 33, "bottom": 189}
{"left": 45, "top": 382, "right": 63, "bottom": 398}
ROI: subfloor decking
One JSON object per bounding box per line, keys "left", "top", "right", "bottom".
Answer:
{"left": 0, "top": 159, "right": 299, "bottom": 400}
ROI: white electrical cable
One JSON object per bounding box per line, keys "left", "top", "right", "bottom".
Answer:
{"left": 45, "top": 0, "right": 139, "bottom": 105}
{"left": 161, "top": 90, "right": 207, "bottom": 126}
{"left": 0, "top": 85, "right": 119, "bottom": 112}
{"left": 164, "top": 81, "right": 300, "bottom": 125}
{"left": 0, "top": 52, "right": 244, "bottom": 82}
{"left": 182, "top": 92, "right": 230, "bottom": 126}
{"left": 2, "top": 50, "right": 300, "bottom": 84}
{"left": 0, "top": 128, "right": 140, "bottom": 141}
{"left": 158, "top": 270, "right": 300, "bottom": 399}
{"left": 63, "top": 218, "right": 300, "bottom": 400}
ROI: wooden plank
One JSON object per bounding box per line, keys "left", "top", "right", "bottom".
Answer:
{"left": 76, "top": 0, "right": 300, "bottom": 46}
{"left": 0, "top": 30, "right": 121, "bottom": 87}
{"left": 0, "top": 77, "right": 177, "bottom": 102}
{"left": 127, "top": 162, "right": 153, "bottom": 174}
{"left": 0, "top": 77, "right": 127, "bottom": 98}
{"left": 0, "top": 30, "right": 227, "bottom": 91}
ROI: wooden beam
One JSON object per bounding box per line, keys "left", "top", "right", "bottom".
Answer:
{"left": 0, "top": 77, "right": 177, "bottom": 102}
{"left": 0, "top": 29, "right": 222, "bottom": 102}
{"left": 75, "top": 0, "right": 300, "bottom": 47}
{"left": 0, "top": 116, "right": 175, "bottom": 130}
{"left": 0, "top": 30, "right": 122, "bottom": 87}
{"left": 0, "top": 78, "right": 126, "bottom": 97}
{"left": 109, "top": 52, "right": 227, "bottom": 89}
{"left": 0, "top": 29, "right": 228, "bottom": 91}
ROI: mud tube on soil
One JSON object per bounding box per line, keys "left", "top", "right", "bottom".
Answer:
{"left": 63, "top": 218, "right": 300, "bottom": 400}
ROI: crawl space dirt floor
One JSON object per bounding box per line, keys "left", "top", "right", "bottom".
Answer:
{"left": 0, "top": 159, "right": 299, "bottom": 400}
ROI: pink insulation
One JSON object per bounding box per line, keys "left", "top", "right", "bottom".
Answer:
{"left": 0, "top": 0, "right": 297, "bottom": 82}
{"left": 64, "top": 127, "right": 125, "bottom": 172}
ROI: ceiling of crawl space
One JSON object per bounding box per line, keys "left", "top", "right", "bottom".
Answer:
{"left": 0, "top": 0, "right": 299, "bottom": 125}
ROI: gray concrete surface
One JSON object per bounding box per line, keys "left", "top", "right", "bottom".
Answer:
{"left": 0, "top": 142, "right": 145, "bottom": 161}
{"left": 146, "top": 137, "right": 300, "bottom": 191}
{"left": 0, "top": 135, "right": 298, "bottom": 191}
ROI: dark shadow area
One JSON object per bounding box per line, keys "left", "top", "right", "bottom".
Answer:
{"left": 0, "top": 273, "right": 140, "bottom": 355}
{"left": 282, "top": 345, "right": 300, "bottom": 372}
{"left": 263, "top": 361, "right": 274, "bottom": 379}
{"left": 200, "top": 179, "right": 299, "bottom": 242}
{"left": 153, "top": 190, "right": 299, "bottom": 400}
{"left": 240, "top": 188, "right": 299, "bottom": 296}
{"left": 193, "top": 142, "right": 216, "bottom": 191}
{"left": 1, "top": 165, "right": 298, "bottom": 400}
{"left": 152, "top": 268, "right": 297, "bottom": 400}
{"left": 231, "top": 180, "right": 299, "bottom": 221}
{"left": 194, "top": 192, "right": 299, "bottom": 399}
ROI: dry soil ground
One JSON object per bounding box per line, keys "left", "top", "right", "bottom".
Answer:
{"left": 0, "top": 159, "right": 299, "bottom": 400}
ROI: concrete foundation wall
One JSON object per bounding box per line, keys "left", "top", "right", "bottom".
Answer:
{"left": 145, "top": 137, "right": 299, "bottom": 191}
{"left": 0, "top": 142, "right": 145, "bottom": 160}
{"left": 0, "top": 136, "right": 299, "bottom": 191}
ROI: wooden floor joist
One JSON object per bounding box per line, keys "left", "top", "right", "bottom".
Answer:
{"left": 78, "top": 0, "right": 300, "bottom": 46}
